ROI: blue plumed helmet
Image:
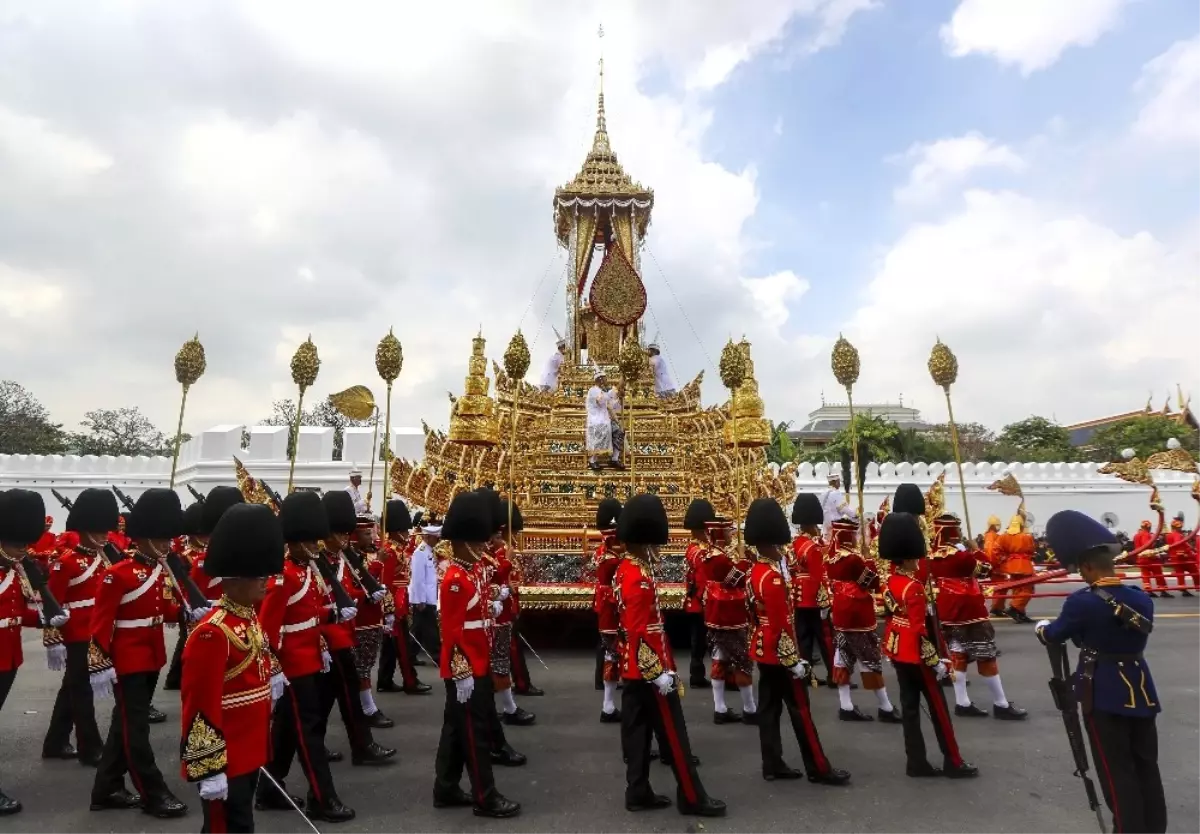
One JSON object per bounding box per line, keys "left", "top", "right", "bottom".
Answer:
{"left": 1044, "top": 509, "right": 1122, "bottom": 569}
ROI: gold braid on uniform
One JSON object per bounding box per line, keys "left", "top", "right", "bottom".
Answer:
{"left": 87, "top": 639, "right": 113, "bottom": 674}
{"left": 776, "top": 631, "right": 800, "bottom": 668}
{"left": 919, "top": 636, "right": 939, "bottom": 667}
{"left": 181, "top": 712, "right": 226, "bottom": 781}
{"left": 449, "top": 646, "right": 472, "bottom": 681}
{"left": 636, "top": 640, "right": 664, "bottom": 681}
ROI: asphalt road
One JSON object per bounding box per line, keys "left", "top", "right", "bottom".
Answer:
{"left": 2, "top": 598, "right": 1197, "bottom": 833}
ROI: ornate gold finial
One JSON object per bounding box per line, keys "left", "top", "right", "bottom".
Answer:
{"left": 719, "top": 339, "right": 746, "bottom": 390}
{"left": 174, "top": 333, "right": 207, "bottom": 387}
{"left": 927, "top": 338, "right": 958, "bottom": 390}
{"left": 376, "top": 327, "right": 403, "bottom": 383}
{"left": 618, "top": 338, "right": 647, "bottom": 384}
{"left": 291, "top": 335, "right": 320, "bottom": 392}
{"left": 831, "top": 334, "right": 860, "bottom": 388}
{"left": 503, "top": 330, "right": 532, "bottom": 381}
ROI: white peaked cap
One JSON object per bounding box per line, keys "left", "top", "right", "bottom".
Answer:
{"left": 553, "top": 326, "right": 566, "bottom": 347}
{"left": 349, "top": 467, "right": 363, "bottom": 477}
{"left": 592, "top": 360, "right": 606, "bottom": 380}
{"left": 420, "top": 525, "right": 442, "bottom": 536}
{"left": 647, "top": 330, "right": 660, "bottom": 350}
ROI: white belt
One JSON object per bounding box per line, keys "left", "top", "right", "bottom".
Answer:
{"left": 115, "top": 616, "right": 163, "bottom": 629}
{"left": 280, "top": 617, "right": 318, "bottom": 634}
{"left": 0, "top": 617, "right": 18, "bottom": 628}
{"left": 463, "top": 620, "right": 486, "bottom": 630}
{"left": 66, "top": 599, "right": 95, "bottom": 609}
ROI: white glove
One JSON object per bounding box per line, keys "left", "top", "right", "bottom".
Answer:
{"left": 603, "top": 651, "right": 617, "bottom": 662}
{"left": 371, "top": 589, "right": 387, "bottom": 603}
{"left": 711, "top": 647, "right": 724, "bottom": 661}
{"left": 321, "top": 651, "right": 332, "bottom": 673}
{"left": 338, "top": 606, "right": 358, "bottom": 622}
{"left": 652, "top": 671, "right": 676, "bottom": 697}
{"left": 270, "top": 672, "right": 288, "bottom": 703}
{"left": 46, "top": 643, "right": 67, "bottom": 672}
{"left": 491, "top": 601, "right": 503, "bottom": 617}
{"left": 789, "top": 659, "right": 811, "bottom": 680}
{"left": 455, "top": 676, "right": 474, "bottom": 704}
{"left": 188, "top": 606, "right": 211, "bottom": 623}
{"left": 1036, "top": 619, "right": 1051, "bottom": 631}
{"left": 49, "top": 612, "right": 70, "bottom": 628}
{"left": 819, "top": 607, "right": 830, "bottom": 620}
{"left": 499, "top": 586, "right": 511, "bottom": 601}
{"left": 383, "top": 614, "right": 395, "bottom": 631}
{"left": 934, "top": 660, "right": 950, "bottom": 681}
{"left": 90, "top": 668, "right": 116, "bottom": 700}
{"left": 198, "top": 773, "right": 228, "bottom": 801}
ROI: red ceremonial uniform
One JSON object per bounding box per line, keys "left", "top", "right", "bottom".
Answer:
{"left": 48, "top": 545, "right": 109, "bottom": 644}
{"left": 824, "top": 543, "right": 880, "bottom": 632}
{"left": 260, "top": 557, "right": 332, "bottom": 680}
{"left": 440, "top": 559, "right": 490, "bottom": 679}
{"left": 379, "top": 540, "right": 412, "bottom": 622}
{"left": 319, "top": 552, "right": 364, "bottom": 652}
{"left": 927, "top": 546, "right": 990, "bottom": 626}
{"left": 30, "top": 531, "right": 58, "bottom": 575}
{"left": 881, "top": 571, "right": 939, "bottom": 667}
{"left": 187, "top": 544, "right": 224, "bottom": 603}
{"left": 614, "top": 555, "right": 673, "bottom": 681}
{"left": 0, "top": 561, "right": 41, "bottom": 671}
{"left": 89, "top": 555, "right": 180, "bottom": 676}
{"left": 107, "top": 530, "right": 132, "bottom": 553}
{"left": 788, "top": 535, "right": 826, "bottom": 609}
{"left": 592, "top": 541, "right": 621, "bottom": 634}
{"left": 180, "top": 600, "right": 273, "bottom": 783}
{"left": 698, "top": 546, "right": 750, "bottom": 630}
{"left": 356, "top": 557, "right": 384, "bottom": 630}
{"left": 683, "top": 542, "right": 704, "bottom": 614}
{"left": 490, "top": 544, "right": 518, "bottom": 626}
{"left": 747, "top": 559, "right": 801, "bottom": 667}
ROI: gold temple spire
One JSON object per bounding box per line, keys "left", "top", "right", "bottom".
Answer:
{"left": 594, "top": 23, "right": 610, "bottom": 154}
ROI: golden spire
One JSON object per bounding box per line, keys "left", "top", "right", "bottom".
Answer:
{"left": 594, "top": 23, "right": 610, "bottom": 154}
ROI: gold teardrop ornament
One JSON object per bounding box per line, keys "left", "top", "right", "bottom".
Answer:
{"left": 588, "top": 242, "right": 647, "bottom": 327}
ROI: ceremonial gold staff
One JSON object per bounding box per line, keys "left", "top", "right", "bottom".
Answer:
{"left": 928, "top": 339, "right": 972, "bottom": 538}
{"left": 831, "top": 335, "right": 867, "bottom": 552}
{"left": 503, "top": 330, "right": 530, "bottom": 547}
{"left": 329, "top": 383, "right": 378, "bottom": 501}
{"left": 619, "top": 339, "right": 648, "bottom": 491}
{"left": 720, "top": 339, "right": 747, "bottom": 556}
{"left": 169, "top": 334, "right": 206, "bottom": 489}
{"left": 287, "top": 336, "right": 321, "bottom": 493}
{"left": 376, "top": 328, "right": 404, "bottom": 536}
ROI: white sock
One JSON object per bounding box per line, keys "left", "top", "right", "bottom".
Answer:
{"left": 983, "top": 674, "right": 1009, "bottom": 708}
{"left": 874, "top": 687, "right": 894, "bottom": 712}
{"left": 602, "top": 681, "right": 617, "bottom": 714}
{"left": 499, "top": 687, "right": 517, "bottom": 714}
{"left": 712, "top": 679, "right": 728, "bottom": 713}
{"left": 739, "top": 685, "right": 757, "bottom": 714}
{"left": 837, "top": 684, "right": 854, "bottom": 711}
{"left": 359, "top": 689, "right": 378, "bottom": 716}
{"left": 952, "top": 669, "right": 971, "bottom": 707}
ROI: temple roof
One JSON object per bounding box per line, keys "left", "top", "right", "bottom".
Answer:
{"left": 1066, "top": 403, "right": 1197, "bottom": 447}
{"left": 555, "top": 89, "right": 654, "bottom": 203}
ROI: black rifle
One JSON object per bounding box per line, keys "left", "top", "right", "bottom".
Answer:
{"left": 258, "top": 480, "right": 284, "bottom": 513}
{"left": 186, "top": 484, "right": 206, "bottom": 504}
{"left": 17, "top": 555, "right": 66, "bottom": 622}
{"left": 1047, "top": 640, "right": 1106, "bottom": 833}
{"left": 111, "top": 485, "right": 136, "bottom": 512}
{"left": 50, "top": 488, "right": 74, "bottom": 512}
{"left": 343, "top": 545, "right": 386, "bottom": 598}
{"left": 111, "top": 486, "right": 207, "bottom": 610}
{"left": 313, "top": 553, "right": 357, "bottom": 611}
{"left": 51, "top": 488, "right": 126, "bottom": 564}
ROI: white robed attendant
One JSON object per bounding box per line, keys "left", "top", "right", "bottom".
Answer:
{"left": 539, "top": 330, "right": 568, "bottom": 391}
{"left": 586, "top": 366, "right": 612, "bottom": 467}
{"left": 647, "top": 337, "right": 676, "bottom": 397}
{"left": 820, "top": 473, "right": 857, "bottom": 532}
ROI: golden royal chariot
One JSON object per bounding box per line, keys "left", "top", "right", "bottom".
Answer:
{"left": 387, "top": 86, "right": 794, "bottom": 610}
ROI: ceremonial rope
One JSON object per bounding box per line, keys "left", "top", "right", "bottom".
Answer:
{"left": 516, "top": 248, "right": 566, "bottom": 333}
{"left": 527, "top": 257, "right": 568, "bottom": 353}
{"left": 643, "top": 246, "right": 716, "bottom": 372}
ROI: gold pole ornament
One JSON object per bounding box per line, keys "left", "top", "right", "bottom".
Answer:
{"left": 618, "top": 338, "right": 648, "bottom": 488}
{"left": 328, "top": 384, "right": 378, "bottom": 510}
{"left": 287, "top": 336, "right": 321, "bottom": 493}
{"left": 170, "top": 334, "right": 207, "bottom": 489}
{"left": 503, "top": 330, "right": 531, "bottom": 549}
{"left": 375, "top": 327, "right": 404, "bottom": 536}
{"left": 719, "top": 339, "right": 747, "bottom": 555}
{"left": 831, "top": 335, "right": 866, "bottom": 552}
{"left": 928, "top": 338, "right": 972, "bottom": 538}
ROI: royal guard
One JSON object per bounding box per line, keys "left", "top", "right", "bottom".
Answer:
{"left": 824, "top": 518, "right": 901, "bottom": 724}
{"left": 744, "top": 498, "right": 850, "bottom": 786}
{"left": 1167, "top": 509, "right": 1198, "bottom": 596}
{"left": 697, "top": 515, "right": 757, "bottom": 725}
{"left": 258, "top": 491, "right": 354, "bottom": 823}
{"left": 493, "top": 499, "right": 537, "bottom": 725}
{"left": 681, "top": 499, "right": 712, "bottom": 689}
{"left": 1, "top": 489, "right": 70, "bottom": 815}
{"left": 109, "top": 514, "right": 132, "bottom": 554}
{"left": 350, "top": 515, "right": 395, "bottom": 731}
{"left": 1131, "top": 506, "right": 1171, "bottom": 598}
{"left": 377, "top": 499, "right": 431, "bottom": 694}
{"left": 43, "top": 488, "right": 120, "bottom": 767}
{"left": 926, "top": 513, "right": 1026, "bottom": 720}
{"left": 432, "top": 490, "right": 521, "bottom": 818}
{"left": 506, "top": 506, "right": 544, "bottom": 700}
{"left": 593, "top": 498, "right": 624, "bottom": 721}
{"left": 615, "top": 493, "right": 724, "bottom": 817}
{"left": 89, "top": 488, "right": 201, "bottom": 818}
{"left": 1037, "top": 510, "right": 1165, "bottom": 834}
{"left": 30, "top": 514, "right": 58, "bottom": 576}
{"left": 892, "top": 482, "right": 948, "bottom": 658}
{"left": 180, "top": 504, "right": 286, "bottom": 833}
{"left": 878, "top": 511, "right": 978, "bottom": 779}
{"left": 998, "top": 503, "right": 1041, "bottom": 619}
{"left": 317, "top": 491, "right": 395, "bottom": 766}
{"left": 787, "top": 494, "right": 835, "bottom": 682}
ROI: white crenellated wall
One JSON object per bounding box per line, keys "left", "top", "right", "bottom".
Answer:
{"left": 2, "top": 428, "right": 1196, "bottom": 534}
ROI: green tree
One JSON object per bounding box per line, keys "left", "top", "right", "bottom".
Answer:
{"left": 893, "top": 427, "right": 955, "bottom": 463}
{"left": 766, "top": 420, "right": 797, "bottom": 465}
{"left": 69, "top": 406, "right": 173, "bottom": 456}
{"left": 800, "top": 413, "right": 900, "bottom": 464}
{"left": 261, "top": 398, "right": 372, "bottom": 461}
{"left": 0, "top": 380, "right": 67, "bottom": 454}
{"left": 1085, "top": 415, "right": 1199, "bottom": 462}
{"left": 993, "top": 416, "right": 1075, "bottom": 462}
{"left": 923, "top": 421, "right": 996, "bottom": 461}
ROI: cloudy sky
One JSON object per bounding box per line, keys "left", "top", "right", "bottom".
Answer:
{"left": 1, "top": 0, "right": 1196, "bottom": 441}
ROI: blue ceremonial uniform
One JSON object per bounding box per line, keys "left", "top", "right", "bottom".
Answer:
{"left": 1042, "top": 580, "right": 1159, "bottom": 717}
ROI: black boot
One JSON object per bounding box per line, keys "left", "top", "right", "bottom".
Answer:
{"left": 600, "top": 708, "right": 622, "bottom": 723}
{"left": 366, "top": 710, "right": 395, "bottom": 729}
{"left": 255, "top": 783, "right": 305, "bottom": 811}
{"left": 954, "top": 703, "right": 988, "bottom": 718}
{"left": 0, "top": 791, "right": 21, "bottom": 816}
{"left": 808, "top": 768, "right": 851, "bottom": 786}
{"left": 41, "top": 742, "right": 77, "bottom": 759}
{"left": 993, "top": 702, "right": 1028, "bottom": 720}
{"left": 404, "top": 681, "right": 433, "bottom": 695}
{"left": 1181, "top": 589, "right": 1194, "bottom": 597}
{"left": 141, "top": 792, "right": 187, "bottom": 819}
{"left": 147, "top": 705, "right": 167, "bottom": 724}
{"left": 677, "top": 793, "right": 726, "bottom": 817}
{"left": 490, "top": 743, "right": 527, "bottom": 767}
{"left": 838, "top": 706, "right": 873, "bottom": 722}
{"left": 1159, "top": 590, "right": 1174, "bottom": 598}
{"left": 713, "top": 708, "right": 742, "bottom": 724}
{"left": 308, "top": 796, "right": 356, "bottom": 823}
{"left": 377, "top": 680, "right": 402, "bottom": 693}
{"left": 325, "top": 748, "right": 344, "bottom": 762}
{"left": 944, "top": 761, "right": 980, "bottom": 779}
{"left": 432, "top": 785, "right": 473, "bottom": 808}
{"left": 762, "top": 765, "right": 803, "bottom": 781}
{"left": 906, "top": 761, "right": 943, "bottom": 778}
{"left": 351, "top": 742, "right": 397, "bottom": 766}
{"left": 625, "top": 791, "right": 672, "bottom": 812}
{"left": 501, "top": 707, "right": 536, "bottom": 726}
{"left": 514, "top": 685, "right": 545, "bottom": 697}
{"left": 473, "top": 793, "right": 521, "bottom": 819}
{"left": 878, "top": 706, "right": 902, "bottom": 724}
{"left": 89, "top": 788, "right": 142, "bottom": 810}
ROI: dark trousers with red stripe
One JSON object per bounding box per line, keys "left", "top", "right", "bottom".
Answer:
{"left": 435, "top": 677, "right": 499, "bottom": 806}
{"left": 621, "top": 679, "right": 708, "bottom": 808}
{"left": 201, "top": 771, "right": 257, "bottom": 833}
{"left": 267, "top": 673, "right": 337, "bottom": 806}
{"left": 43, "top": 640, "right": 104, "bottom": 758}
{"left": 756, "top": 663, "right": 833, "bottom": 777}
{"left": 509, "top": 621, "right": 536, "bottom": 693}
{"left": 377, "top": 621, "right": 420, "bottom": 688}
{"left": 893, "top": 661, "right": 964, "bottom": 770}
{"left": 317, "top": 648, "right": 375, "bottom": 756}
{"left": 92, "top": 670, "right": 173, "bottom": 803}
{"left": 794, "top": 609, "right": 834, "bottom": 673}
{"left": 1085, "top": 711, "right": 1166, "bottom": 833}
{"left": 686, "top": 612, "right": 708, "bottom": 683}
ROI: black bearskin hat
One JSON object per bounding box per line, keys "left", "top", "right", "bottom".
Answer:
{"left": 65, "top": 488, "right": 119, "bottom": 534}
{"left": 0, "top": 489, "right": 47, "bottom": 545}
{"left": 201, "top": 486, "right": 245, "bottom": 536}
{"left": 181, "top": 502, "right": 205, "bottom": 538}
{"left": 385, "top": 500, "right": 413, "bottom": 533}
{"left": 473, "top": 488, "right": 505, "bottom": 535}
{"left": 281, "top": 491, "right": 329, "bottom": 543}
{"left": 498, "top": 500, "right": 524, "bottom": 533}
{"left": 442, "top": 490, "right": 492, "bottom": 543}
{"left": 683, "top": 498, "right": 716, "bottom": 531}
{"left": 1045, "top": 510, "right": 1122, "bottom": 570}
{"left": 205, "top": 503, "right": 285, "bottom": 578}
{"left": 321, "top": 491, "right": 357, "bottom": 535}
{"left": 878, "top": 512, "right": 927, "bottom": 564}
{"left": 411, "top": 510, "right": 424, "bottom": 529}
{"left": 617, "top": 493, "right": 669, "bottom": 546}
{"left": 126, "top": 488, "right": 184, "bottom": 541}
{"left": 893, "top": 483, "right": 925, "bottom": 516}
{"left": 595, "top": 498, "right": 622, "bottom": 532}
{"left": 790, "top": 493, "right": 822, "bottom": 526}
{"left": 745, "top": 498, "right": 791, "bottom": 547}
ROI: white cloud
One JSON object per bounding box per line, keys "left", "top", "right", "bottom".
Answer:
{"left": 893, "top": 132, "right": 1025, "bottom": 204}
{"left": 845, "top": 190, "right": 1196, "bottom": 426}
{"left": 1133, "top": 35, "right": 1200, "bottom": 144}
{"left": 739, "top": 271, "right": 810, "bottom": 332}
{"left": 0, "top": 105, "right": 112, "bottom": 182}
{"left": 940, "top": 0, "right": 1127, "bottom": 75}
{"left": 0, "top": 263, "right": 65, "bottom": 319}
